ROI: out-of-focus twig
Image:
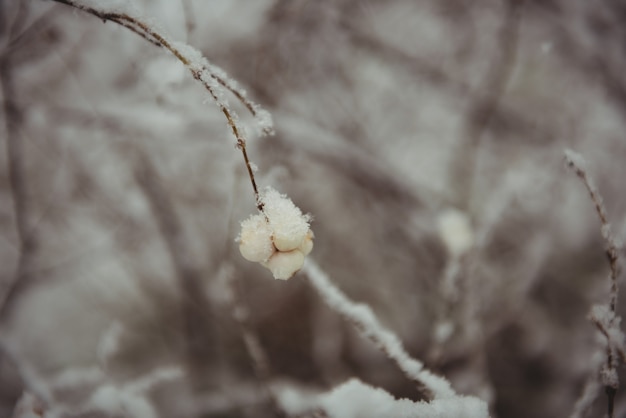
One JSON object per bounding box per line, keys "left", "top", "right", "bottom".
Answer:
{"left": 132, "top": 151, "right": 218, "bottom": 380}
{"left": 180, "top": 0, "right": 196, "bottom": 41}
{"left": 448, "top": 0, "right": 525, "bottom": 210}
{"left": 0, "top": 21, "right": 38, "bottom": 321}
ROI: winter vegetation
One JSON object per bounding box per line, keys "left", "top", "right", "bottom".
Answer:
{"left": 1, "top": 0, "right": 626, "bottom": 417}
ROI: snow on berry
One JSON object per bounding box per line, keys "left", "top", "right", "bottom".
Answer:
{"left": 238, "top": 187, "right": 313, "bottom": 280}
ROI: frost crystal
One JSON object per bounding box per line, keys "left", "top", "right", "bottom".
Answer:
{"left": 238, "top": 187, "right": 313, "bottom": 279}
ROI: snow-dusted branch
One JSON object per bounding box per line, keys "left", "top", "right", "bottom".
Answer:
{"left": 302, "top": 259, "right": 456, "bottom": 400}
{"left": 565, "top": 149, "right": 624, "bottom": 418}
{"left": 565, "top": 149, "right": 620, "bottom": 313}
{"left": 47, "top": 0, "right": 273, "bottom": 208}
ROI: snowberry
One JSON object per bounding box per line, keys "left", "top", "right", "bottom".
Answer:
{"left": 238, "top": 213, "right": 275, "bottom": 263}
{"left": 238, "top": 187, "right": 313, "bottom": 280}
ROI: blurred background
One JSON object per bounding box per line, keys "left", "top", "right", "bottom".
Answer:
{"left": 1, "top": 0, "right": 626, "bottom": 417}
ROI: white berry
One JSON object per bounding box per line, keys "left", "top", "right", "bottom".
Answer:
{"left": 238, "top": 213, "right": 275, "bottom": 262}
{"left": 263, "top": 249, "right": 305, "bottom": 280}
{"left": 299, "top": 230, "right": 314, "bottom": 255}
{"left": 238, "top": 187, "right": 314, "bottom": 279}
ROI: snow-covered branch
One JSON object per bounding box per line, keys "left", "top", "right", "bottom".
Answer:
{"left": 303, "top": 258, "right": 457, "bottom": 400}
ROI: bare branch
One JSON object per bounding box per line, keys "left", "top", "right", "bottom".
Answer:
{"left": 48, "top": 0, "right": 273, "bottom": 210}
{"left": 565, "top": 150, "right": 620, "bottom": 312}
{"left": 565, "top": 149, "right": 623, "bottom": 418}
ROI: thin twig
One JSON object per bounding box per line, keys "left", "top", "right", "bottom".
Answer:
{"left": 565, "top": 150, "right": 620, "bottom": 313}
{"left": 565, "top": 149, "right": 623, "bottom": 418}
{"left": 48, "top": 0, "right": 272, "bottom": 209}
{"left": 180, "top": 0, "right": 196, "bottom": 39}
{"left": 590, "top": 316, "right": 626, "bottom": 365}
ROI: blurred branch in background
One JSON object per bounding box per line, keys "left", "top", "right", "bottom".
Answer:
{"left": 0, "top": 1, "right": 39, "bottom": 324}
{"left": 132, "top": 150, "right": 218, "bottom": 383}
{"left": 447, "top": 0, "right": 525, "bottom": 211}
